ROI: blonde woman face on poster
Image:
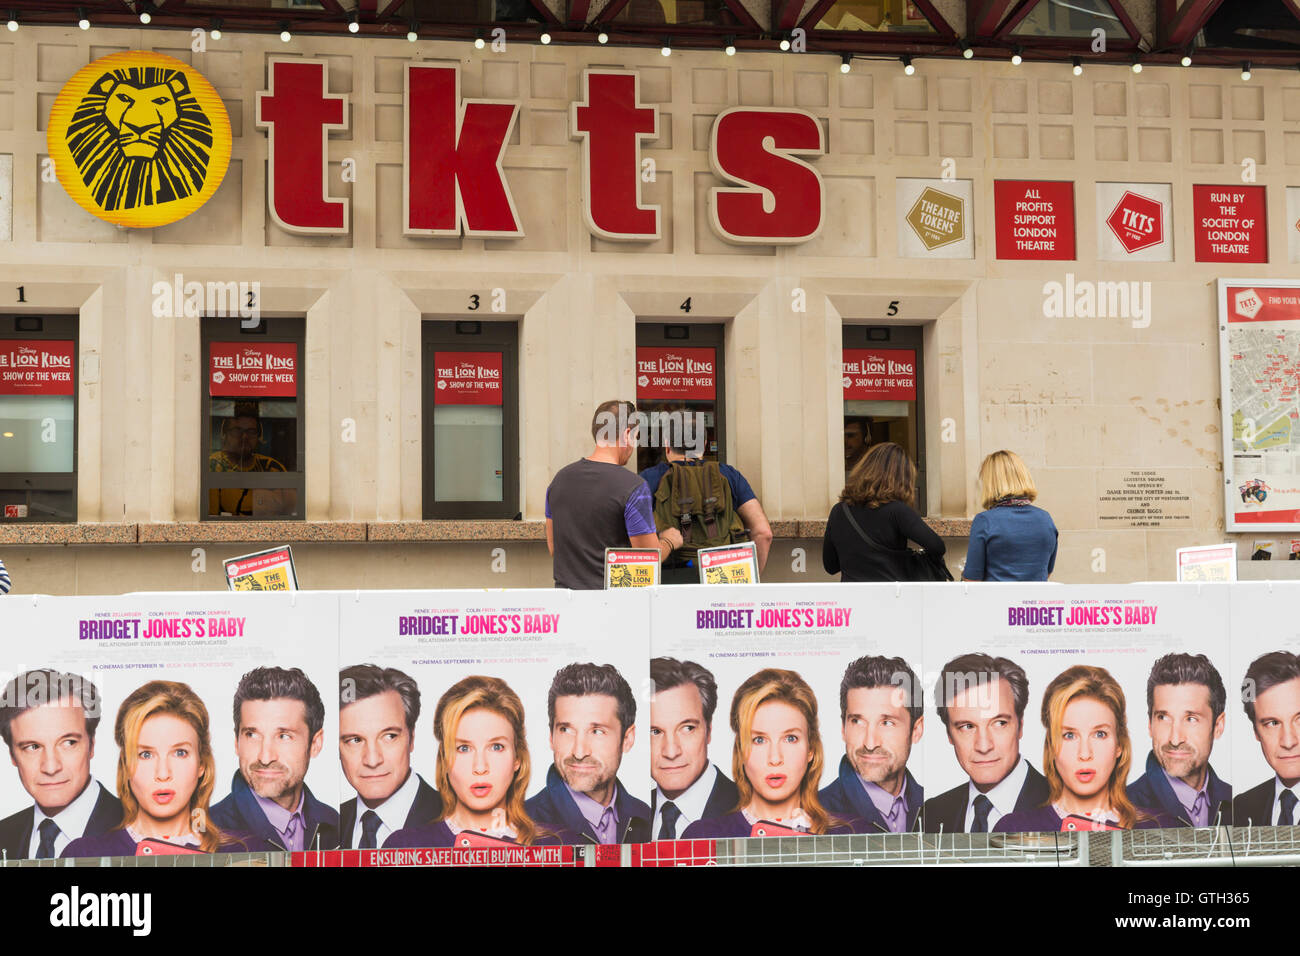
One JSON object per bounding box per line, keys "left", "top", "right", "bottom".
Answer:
{"left": 1054, "top": 696, "right": 1118, "bottom": 807}
{"left": 130, "top": 713, "right": 201, "bottom": 835}
{"left": 743, "top": 699, "right": 811, "bottom": 806}
{"left": 448, "top": 708, "right": 520, "bottom": 816}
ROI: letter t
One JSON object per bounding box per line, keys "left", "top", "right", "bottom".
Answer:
{"left": 256, "top": 58, "right": 349, "bottom": 233}
{"left": 571, "top": 70, "right": 660, "bottom": 240}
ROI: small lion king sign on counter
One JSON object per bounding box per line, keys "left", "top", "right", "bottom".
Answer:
{"left": 604, "top": 549, "right": 660, "bottom": 588}
{"left": 225, "top": 546, "right": 299, "bottom": 591}
{"left": 698, "top": 542, "right": 760, "bottom": 584}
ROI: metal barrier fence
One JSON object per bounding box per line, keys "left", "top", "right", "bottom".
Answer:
{"left": 5, "top": 827, "right": 1298, "bottom": 868}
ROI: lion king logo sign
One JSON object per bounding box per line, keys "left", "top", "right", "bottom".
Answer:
{"left": 46, "top": 50, "right": 232, "bottom": 228}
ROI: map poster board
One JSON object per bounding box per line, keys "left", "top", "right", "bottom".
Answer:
{"left": 604, "top": 548, "right": 661, "bottom": 588}
{"left": 697, "top": 542, "right": 759, "bottom": 584}
{"left": 1176, "top": 544, "right": 1237, "bottom": 582}
{"left": 224, "top": 546, "right": 299, "bottom": 591}
{"left": 1219, "top": 279, "right": 1300, "bottom": 530}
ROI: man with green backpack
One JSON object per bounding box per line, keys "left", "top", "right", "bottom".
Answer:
{"left": 639, "top": 409, "right": 772, "bottom": 584}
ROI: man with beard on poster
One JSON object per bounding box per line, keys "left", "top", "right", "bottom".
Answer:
{"left": 0, "top": 670, "right": 122, "bottom": 859}
{"left": 820, "top": 656, "right": 924, "bottom": 833}
{"left": 526, "top": 662, "right": 651, "bottom": 844}
{"left": 1127, "top": 653, "right": 1232, "bottom": 827}
{"left": 648, "top": 658, "right": 739, "bottom": 839}
{"left": 1234, "top": 651, "right": 1300, "bottom": 826}
{"left": 922, "top": 654, "right": 1050, "bottom": 834}
{"left": 337, "top": 665, "right": 442, "bottom": 849}
{"left": 209, "top": 666, "right": 340, "bottom": 851}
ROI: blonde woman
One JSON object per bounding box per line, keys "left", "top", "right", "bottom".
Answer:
{"left": 682, "top": 669, "right": 862, "bottom": 837}
{"left": 994, "top": 666, "right": 1174, "bottom": 832}
{"left": 963, "top": 450, "right": 1058, "bottom": 582}
{"left": 385, "top": 676, "right": 576, "bottom": 848}
{"left": 62, "top": 681, "right": 268, "bottom": 856}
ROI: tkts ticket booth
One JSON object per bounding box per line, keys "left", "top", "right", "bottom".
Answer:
{"left": 6, "top": 9, "right": 1300, "bottom": 592}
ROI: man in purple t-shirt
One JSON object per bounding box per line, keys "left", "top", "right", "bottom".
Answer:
{"left": 546, "top": 400, "right": 683, "bottom": 590}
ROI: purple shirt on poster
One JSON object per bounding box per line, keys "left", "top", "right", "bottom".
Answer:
{"left": 1163, "top": 768, "right": 1210, "bottom": 827}
{"left": 253, "top": 789, "right": 306, "bottom": 852}
{"left": 860, "top": 777, "right": 908, "bottom": 833}
{"left": 565, "top": 783, "right": 618, "bottom": 844}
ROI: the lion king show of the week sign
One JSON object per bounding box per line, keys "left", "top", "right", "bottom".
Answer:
{"left": 46, "top": 50, "right": 232, "bottom": 229}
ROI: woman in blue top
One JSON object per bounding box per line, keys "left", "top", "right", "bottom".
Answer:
{"left": 963, "top": 450, "right": 1058, "bottom": 582}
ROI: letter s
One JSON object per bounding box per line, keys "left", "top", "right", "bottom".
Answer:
{"left": 707, "top": 108, "right": 825, "bottom": 244}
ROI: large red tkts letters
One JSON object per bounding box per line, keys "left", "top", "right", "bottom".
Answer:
{"left": 571, "top": 70, "right": 660, "bottom": 241}
{"left": 256, "top": 58, "right": 349, "bottom": 234}
{"left": 405, "top": 63, "right": 522, "bottom": 238}
{"left": 708, "top": 108, "right": 825, "bottom": 244}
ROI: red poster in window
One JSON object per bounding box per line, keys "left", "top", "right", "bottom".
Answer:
{"left": 434, "top": 351, "right": 503, "bottom": 405}
{"left": 0, "top": 340, "right": 74, "bottom": 396}
{"left": 843, "top": 349, "right": 916, "bottom": 401}
{"left": 210, "top": 342, "right": 298, "bottom": 397}
{"left": 994, "top": 180, "right": 1076, "bottom": 260}
{"left": 1194, "top": 185, "right": 1267, "bottom": 263}
{"left": 636, "top": 348, "right": 716, "bottom": 401}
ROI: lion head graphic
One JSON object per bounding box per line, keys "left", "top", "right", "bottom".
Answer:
{"left": 65, "top": 65, "right": 214, "bottom": 212}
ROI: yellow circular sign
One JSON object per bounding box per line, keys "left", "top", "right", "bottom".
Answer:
{"left": 46, "top": 50, "right": 232, "bottom": 229}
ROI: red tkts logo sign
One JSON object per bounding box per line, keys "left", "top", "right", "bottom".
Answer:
{"left": 1106, "top": 190, "right": 1164, "bottom": 253}
{"left": 433, "top": 351, "right": 503, "bottom": 405}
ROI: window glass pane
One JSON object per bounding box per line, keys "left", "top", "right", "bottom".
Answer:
{"left": 635, "top": 402, "right": 717, "bottom": 472}
{"left": 434, "top": 405, "right": 504, "bottom": 502}
{"left": 615, "top": 0, "right": 744, "bottom": 27}
{"left": 0, "top": 485, "right": 74, "bottom": 521}
{"left": 812, "top": 1, "right": 938, "bottom": 32}
{"left": 207, "top": 486, "right": 300, "bottom": 519}
{"left": 209, "top": 399, "right": 298, "bottom": 473}
{"left": 0, "top": 397, "right": 74, "bottom": 472}
{"left": 1011, "top": 0, "right": 1128, "bottom": 39}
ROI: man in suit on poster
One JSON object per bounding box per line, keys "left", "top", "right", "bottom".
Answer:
{"left": 922, "top": 654, "right": 1050, "bottom": 834}
{"left": 1128, "top": 653, "right": 1232, "bottom": 827}
{"left": 648, "top": 657, "right": 739, "bottom": 840}
{"left": 526, "top": 662, "right": 651, "bottom": 844}
{"left": 337, "top": 664, "right": 442, "bottom": 849}
{"left": 0, "top": 669, "right": 122, "bottom": 859}
{"left": 1233, "top": 651, "right": 1300, "bottom": 827}
{"left": 820, "top": 655, "right": 924, "bottom": 833}
{"left": 209, "top": 666, "right": 340, "bottom": 851}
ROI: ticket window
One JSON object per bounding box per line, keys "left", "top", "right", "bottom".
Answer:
{"left": 202, "top": 317, "right": 304, "bottom": 520}
{"left": 422, "top": 320, "right": 519, "bottom": 520}
{"left": 0, "top": 315, "right": 77, "bottom": 522}
{"left": 635, "top": 324, "right": 725, "bottom": 474}
{"left": 842, "top": 325, "right": 925, "bottom": 512}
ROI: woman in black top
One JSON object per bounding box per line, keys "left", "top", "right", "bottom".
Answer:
{"left": 822, "top": 442, "right": 945, "bottom": 582}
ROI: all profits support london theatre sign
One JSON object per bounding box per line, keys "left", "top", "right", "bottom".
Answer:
{"left": 47, "top": 51, "right": 829, "bottom": 245}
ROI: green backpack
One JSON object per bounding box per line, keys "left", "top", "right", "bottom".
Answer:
{"left": 652, "top": 460, "right": 747, "bottom": 559}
